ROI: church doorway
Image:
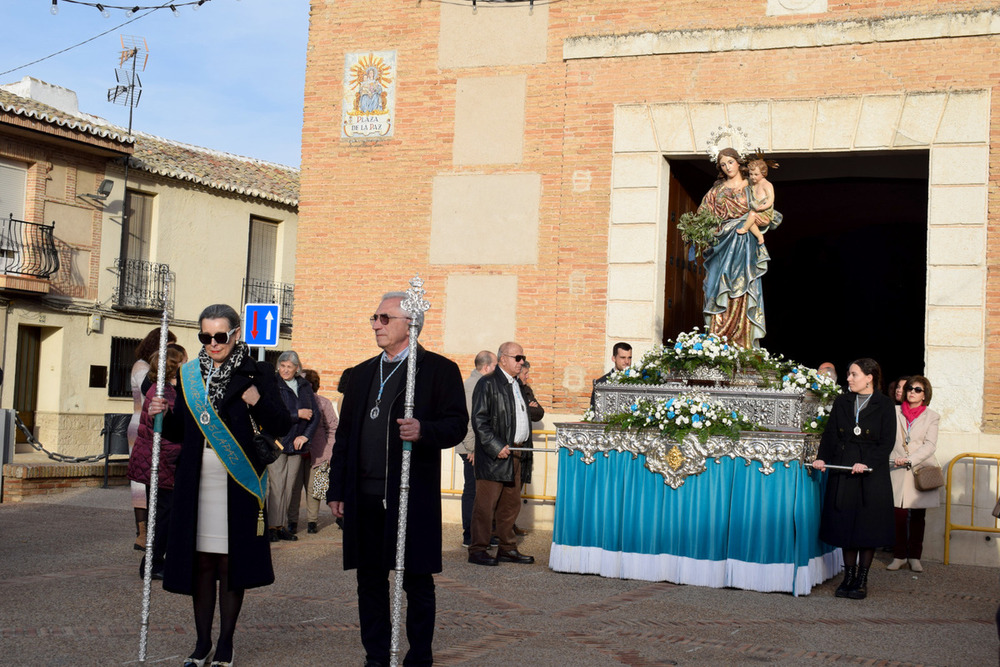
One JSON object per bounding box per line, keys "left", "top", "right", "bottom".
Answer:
{"left": 666, "top": 150, "right": 929, "bottom": 387}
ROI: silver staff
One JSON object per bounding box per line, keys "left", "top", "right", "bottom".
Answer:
{"left": 390, "top": 276, "right": 430, "bottom": 667}
{"left": 823, "top": 464, "right": 872, "bottom": 472}
{"left": 138, "top": 275, "right": 171, "bottom": 663}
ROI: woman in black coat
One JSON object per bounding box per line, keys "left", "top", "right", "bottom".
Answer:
{"left": 812, "top": 358, "right": 896, "bottom": 600}
{"left": 150, "top": 304, "right": 291, "bottom": 666}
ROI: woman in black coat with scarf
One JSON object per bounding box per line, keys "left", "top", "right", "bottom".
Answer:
{"left": 150, "top": 304, "right": 291, "bottom": 666}
{"left": 812, "top": 358, "right": 896, "bottom": 600}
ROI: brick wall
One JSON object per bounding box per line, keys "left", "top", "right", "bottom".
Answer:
{"left": 298, "top": 1, "right": 1000, "bottom": 424}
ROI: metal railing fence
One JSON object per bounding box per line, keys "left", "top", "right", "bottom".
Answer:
{"left": 943, "top": 451, "right": 1000, "bottom": 564}
{"left": 0, "top": 214, "right": 60, "bottom": 278}
{"left": 442, "top": 429, "right": 558, "bottom": 502}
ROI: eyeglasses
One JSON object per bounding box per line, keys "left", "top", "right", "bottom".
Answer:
{"left": 198, "top": 328, "right": 238, "bottom": 345}
{"left": 369, "top": 313, "right": 410, "bottom": 325}
{"left": 904, "top": 385, "right": 925, "bottom": 394}
{"left": 504, "top": 354, "right": 526, "bottom": 363}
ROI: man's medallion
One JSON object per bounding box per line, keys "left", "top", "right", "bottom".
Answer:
{"left": 200, "top": 411, "right": 211, "bottom": 425}
{"left": 370, "top": 406, "right": 380, "bottom": 420}
{"left": 853, "top": 425, "right": 861, "bottom": 436}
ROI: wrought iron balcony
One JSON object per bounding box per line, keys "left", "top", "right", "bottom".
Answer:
{"left": 112, "top": 258, "right": 173, "bottom": 313}
{"left": 242, "top": 278, "right": 294, "bottom": 329}
{"left": 0, "top": 214, "right": 60, "bottom": 279}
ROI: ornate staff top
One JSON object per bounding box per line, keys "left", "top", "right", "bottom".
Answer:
{"left": 401, "top": 274, "right": 430, "bottom": 323}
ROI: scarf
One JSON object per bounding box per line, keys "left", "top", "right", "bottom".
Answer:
{"left": 197, "top": 341, "right": 248, "bottom": 411}
{"left": 901, "top": 402, "right": 927, "bottom": 426}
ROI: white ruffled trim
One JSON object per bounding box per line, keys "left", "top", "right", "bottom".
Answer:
{"left": 549, "top": 543, "right": 843, "bottom": 597}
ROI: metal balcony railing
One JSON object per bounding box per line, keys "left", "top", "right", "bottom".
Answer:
{"left": 0, "top": 215, "right": 60, "bottom": 279}
{"left": 112, "top": 258, "right": 173, "bottom": 313}
{"left": 242, "top": 278, "right": 294, "bottom": 329}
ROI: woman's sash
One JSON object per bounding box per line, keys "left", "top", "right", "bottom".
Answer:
{"left": 181, "top": 359, "right": 268, "bottom": 536}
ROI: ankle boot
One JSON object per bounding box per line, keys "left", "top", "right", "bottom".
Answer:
{"left": 848, "top": 566, "right": 870, "bottom": 599}
{"left": 835, "top": 565, "right": 857, "bottom": 598}
{"left": 134, "top": 520, "right": 147, "bottom": 552}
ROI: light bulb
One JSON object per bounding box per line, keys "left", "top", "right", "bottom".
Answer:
{"left": 170, "top": 4, "right": 180, "bottom": 16}
{"left": 50, "top": 0, "right": 58, "bottom": 16}
{"left": 96, "top": 4, "right": 110, "bottom": 18}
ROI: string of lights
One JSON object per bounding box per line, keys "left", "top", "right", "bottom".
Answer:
{"left": 48, "top": 0, "right": 212, "bottom": 17}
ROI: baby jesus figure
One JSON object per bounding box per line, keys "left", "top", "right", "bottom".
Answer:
{"left": 737, "top": 158, "right": 776, "bottom": 245}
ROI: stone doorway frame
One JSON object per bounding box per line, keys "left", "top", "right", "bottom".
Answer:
{"left": 606, "top": 92, "right": 989, "bottom": 433}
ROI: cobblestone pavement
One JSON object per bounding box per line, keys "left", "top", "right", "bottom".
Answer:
{"left": 0, "top": 486, "right": 996, "bottom": 666}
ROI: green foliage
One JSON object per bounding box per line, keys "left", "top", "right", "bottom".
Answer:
{"left": 677, "top": 209, "right": 721, "bottom": 257}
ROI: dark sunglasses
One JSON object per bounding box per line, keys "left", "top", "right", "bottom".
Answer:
{"left": 198, "top": 328, "right": 238, "bottom": 345}
{"left": 505, "top": 354, "right": 526, "bottom": 363}
{"left": 369, "top": 313, "right": 410, "bottom": 325}
{"left": 904, "top": 385, "right": 924, "bottom": 394}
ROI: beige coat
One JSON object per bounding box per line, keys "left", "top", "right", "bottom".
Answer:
{"left": 889, "top": 406, "right": 941, "bottom": 509}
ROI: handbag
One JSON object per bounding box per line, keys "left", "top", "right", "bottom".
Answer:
{"left": 912, "top": 461, "right": 945, "bottom": 491}
{"left": 311, "top": 460, "right": 330, "bottom": 500}
{"left": 249, "top": 414, "right": 281, "bottom": 465}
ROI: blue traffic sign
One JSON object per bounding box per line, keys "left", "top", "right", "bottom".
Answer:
{"left": 243, "top": 303, "right": 280, "bottom": 347}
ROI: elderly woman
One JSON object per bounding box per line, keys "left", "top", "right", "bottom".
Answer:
{"left": 268, "top": 350, "right": 318, "bottom": 541}
{"left": 699, "top": 147, "right": 782, "bottom": 348}
{"left": 887, "top": 375, "right": 940, "bottom": 573}
{"left": 299, "top": 369, "right": 338, "bottom": 534}
{"left": 812, "top": 358, "right": 896, "bottom": 600}
{"left": 150, "top": 304, "right": 291, "bottom": 667}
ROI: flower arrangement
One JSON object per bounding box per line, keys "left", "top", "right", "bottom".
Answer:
{"left": 777, "top": 365, "right": 841, "bottom": 432}
{"left": 677, "top": 209, "right": 721, "bottom": 258}
{"left": 585, "top": 391, "right": 758, "bottom": 443}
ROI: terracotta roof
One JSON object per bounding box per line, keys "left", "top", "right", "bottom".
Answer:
{"left": 0, "top": 88, "right": 134, "bottom": 144}
{"left": 0, "top": 88, "right": 299, "bottom": 207}
{"left": 130, "top": 132, "right": 299, "bottom": 207}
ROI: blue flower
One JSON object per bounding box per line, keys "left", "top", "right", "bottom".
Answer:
{"left": 674, "top": 343, "right": 683, "bottom": 351}
{"left": 692, "top": 415, "right": 701, "bottom": 423}
{"left": 665, "top": 398, "right": 675, "bottom": 407}
{"left": 782, "top": 375, "right": 789, "bottom": 382}
{"left": 630, "top": 403, "right": 638, "bottom": 412}
{"left": 731, "top": 411, "right": 738, "bottom": 419}
{"left": 667, "top": 411, "right": 675, "bottom": 419}
{"left": 811, "top": 382, "right": 819, "bottom": 390}
{"left": 693, "top": 343, "right": 703, "bottom": 350}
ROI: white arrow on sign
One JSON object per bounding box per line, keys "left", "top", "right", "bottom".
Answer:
{"left": 265, "top": 311, "right": 274, "bottom": 341}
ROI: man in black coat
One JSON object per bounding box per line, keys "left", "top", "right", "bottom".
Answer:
{"left": 468, "top": 341, "right": 536, "bottom": 566}
{"left": 589, "top": 341, "right": 632, "bottom": 410}
{"left": 327, "top": 292, "right": 467, "bottom": 667}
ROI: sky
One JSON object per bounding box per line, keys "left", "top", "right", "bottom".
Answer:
{"left": 1, "top": 0, "right": 310, "bottom": 167}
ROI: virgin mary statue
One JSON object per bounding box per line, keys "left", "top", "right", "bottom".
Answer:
{"left": 698, "top": 147, "right": 782, "bottom": 348}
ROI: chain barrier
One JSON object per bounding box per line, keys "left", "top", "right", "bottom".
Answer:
{"left": 13, "top": 413, "right": 119, "bottom": 464}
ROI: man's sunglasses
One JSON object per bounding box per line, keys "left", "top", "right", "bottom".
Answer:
{"left": 504, "top": 354, "right": 526, "bottom": 363}
{"left": 369, "top": 314, "right": 410, "bottom": 325}
{"left": 904, "top": 385, "right": 924, "bottom": 394}
{"left": 198, "top": 329, "right": 238, "bottom": 345}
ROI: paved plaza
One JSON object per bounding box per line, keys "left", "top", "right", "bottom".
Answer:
{"left": 0, "top": 485, "right": 996, "bottom": 666}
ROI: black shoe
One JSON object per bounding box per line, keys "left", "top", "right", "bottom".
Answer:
{"left": 335, "top": 517, "right": 344, "bottom": 530}
{"left": 835, "top": 565, "right": 857, "bottom": 598}
{"left": 468, "top": 551, "right": 499, "bottom": 566}
{"left": 268, "top": 528, "right": 280, "bottom": 543}
{"left": 275, "top": 527, "right": 298, "bottom": 541}
{"left": 287, "top": 522, "right": 298, "bottom": 535}
{"left": 847, "top": 566, "right": 870, "bottom": 599}
{"left": 307, "top": 522, "right": 318, "bottom": 534}
{"left": 497, "top": 548, "right": 534, "bottom": 564}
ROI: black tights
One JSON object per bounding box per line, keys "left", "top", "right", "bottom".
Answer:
{"left": 191, "top": 552, "right": 244, "bottom": 663}
{"left": 842, "top": 547, "right": 875, "bottom": 570}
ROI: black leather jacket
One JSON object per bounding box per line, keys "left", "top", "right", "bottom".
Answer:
{"left": 471, "top": 369, "right": 520, "bottom": 483}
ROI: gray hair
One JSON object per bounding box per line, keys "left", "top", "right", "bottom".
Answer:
{"left": 277, "top": 350, "right": 301, "bottom": 369}
{"left": 381, "top": 291, "right": 424, "bottom": 335}
{"left": 198, "top": 304, "right": 241, "bottom": 330}
{"left": 474, "top": 350, "right": 496, "bottom": 371}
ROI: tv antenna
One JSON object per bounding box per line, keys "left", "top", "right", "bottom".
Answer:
{"left": 109, "top": 35, "right": 149, "bottom": 331}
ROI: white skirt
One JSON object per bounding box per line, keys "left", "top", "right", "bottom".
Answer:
{"left": 196, "top": 442, "right": 229, "bottom": 554}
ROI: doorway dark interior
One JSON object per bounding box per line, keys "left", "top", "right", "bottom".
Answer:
{"left": 668, "top": 151, "right": 928, "bottom": 388}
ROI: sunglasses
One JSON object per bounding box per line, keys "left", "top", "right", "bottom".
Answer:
{"left": 504, "top": 354, "right": 526, "bottom": 363}
{"left": 198, "top": 328, "right": 238, "bottom": 345}
{"left": 369, "top": 313, "right": 410, "bottom": 325}
{"left": 904, "top": 385, "right": 924, "bottom": 394}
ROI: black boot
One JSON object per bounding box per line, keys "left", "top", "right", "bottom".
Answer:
{"left": 848, "top": 566, "right": 870, "bottom": 599}
{"left": 835, "top": 565, "right": 857, "bottom": 598}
